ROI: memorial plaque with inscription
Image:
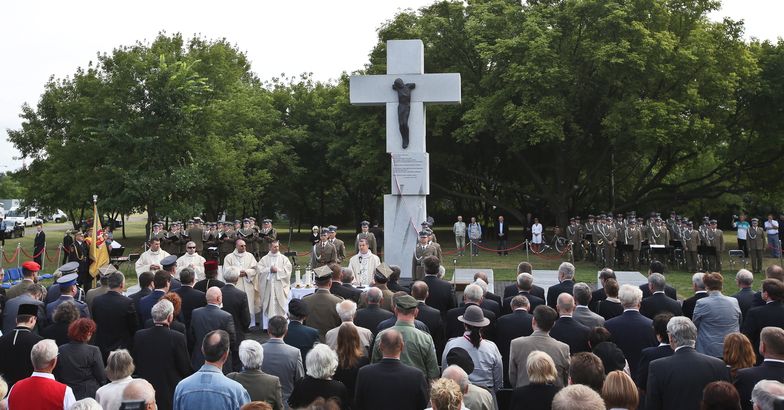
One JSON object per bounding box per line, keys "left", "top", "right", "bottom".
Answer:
{"left": 391, "top": 152, "right": 429, "bottom": 195}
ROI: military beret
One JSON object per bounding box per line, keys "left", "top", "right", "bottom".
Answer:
{"left": 446, "top": 347, "right": 475, "bottom": 374}
{"left": 22, "top": 261, "right": 41, "bottom": 272}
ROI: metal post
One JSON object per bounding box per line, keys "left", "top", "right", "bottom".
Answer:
{"left": 41, "top": 241, "right": 46, "bottom": 272}
{"left": 16, "top": 243, "right": 21, "bottom": 269}
{"left": 525, "top": 239, "right": 530, "bottom": 262}
{"left": 56, "top": 243, "right": 63, "bottom": 270}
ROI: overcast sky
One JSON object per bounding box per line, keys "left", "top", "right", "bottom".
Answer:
{"left": 1, "top": 0, "right": 781, "bottom": 172}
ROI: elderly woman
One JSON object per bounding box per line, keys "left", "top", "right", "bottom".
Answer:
{"left": 41, "top": 301, "right": 80, "bottom": 345}
{"left": 428, "top": 378, "right": 464, "bottom": 410}
{"left": 228, "top": 340, "right": 283, "bottom": 410}
{"left": 288, "top": 344, "right": 350, "bottom": 410}
{"left": 95, "top": 349, "right": 135, "bottom": 410}
{"left": 442, "top": 304, "right": 503, "bottom": 395}
{"left": 510, "top": 351, "right": 562, "bottom": 410}
{"left": 54, "top": 318, "right": 107, "bottom": 399}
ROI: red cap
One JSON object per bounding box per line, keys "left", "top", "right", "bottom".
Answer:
{"left": 22, "top": 261, "right": 41, "bottom": 272}
{"left": 204, "top": 260, "right": 219, "bottom": 273}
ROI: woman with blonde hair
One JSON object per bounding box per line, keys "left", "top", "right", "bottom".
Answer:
{"left": 428, "top": 378, "right": 463, "bottom": 410}
{"left": 509, "top": 351, "right": 561, "bottom": 410}
{"left": 723, "top": 332, "right": 755, "bottom": 380}
{"left": 601, "top": 370, "right": 638, "bottom": 410}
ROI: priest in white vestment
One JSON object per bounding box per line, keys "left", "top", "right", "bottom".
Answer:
{"left": 176, "top": 241, "right": 206, "bottom": 280}
{"left": 347, "top": 238, "right": 381, "bottom": 287}
{"left": 223, "top": 238, "right": 260, "bottom": 327}
{"left": 257, "top": 240, "right": 292, "bottom": 328}
{"left": 134, "top": 238, "right": 170, "bottom": 277}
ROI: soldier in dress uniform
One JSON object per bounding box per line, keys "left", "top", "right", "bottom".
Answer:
{"left": 624, "top": 219, "right": 643, "bottom": 269}
{"left": 162, "top": 222, "right": 180, "bottom": 256}
{"left": 355, "top": 220, "right": 378, "bottom": 254}
{"left": 203, "top": 222, "right": 220, "bottom": 257}
{"left": 68, "top": 231, "right": 92, "bottom": 291}
{"left": 218, "top": 221, "right": 236, "bottom": 262}
{"left": 600, "top": 215, "right": 618, "bottom": 268}
{"left": 186, "top": 217, "right": 205, "bottom": 255}
{"left": 747, "top": 218, "right": 767, "bottom": 274}
{"left": 683, "top": 221, "right": 701, "bottom": 273}
{"left": 248, "top": 217, "right": 261, "bottom": 258}
{"left": 237, "top": 218, "right": 256, "bottom": 258}
{"left": 421, "top": 221, "right": 438, "bottom": 244}
{"left": 302, "top": 265, "right": 343, "bottom": 341}
{"left": 327, "top": 226, "right": 346, "bottom": 264}
{"left": 614, "top": 213, "right": 626, "bottom": 265}
{"left": 583, "top": 215, "right": 596, "bottom": 260}
{"left": 567, "top": 218, "right": 583, "bottom": 260}
{"left": 259, "top": 218, "right": 277, "bottom": 257}
{"left": 412, "top": 230, "right": 438, "bottom": 281}
{"left": 149, "top": 222, "right": 167, "bottom": 243}
{"left": 703, "top": 219, "right": 724, "bottom": 272}
{"left": 311, "top": 229, "right": 338, "bottom": 268}
{"left": 427, "top": 228, "right": 443, "bottom": 261}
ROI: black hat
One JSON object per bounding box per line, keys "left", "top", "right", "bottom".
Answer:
{"left": 17, "top": 304, "right": 39, "bottom": 317}
{"left": 446, "top": 347, "right": 475, "bottom": 374}
{"left": 288, "top": 298, "right": 308, "bottom": 317}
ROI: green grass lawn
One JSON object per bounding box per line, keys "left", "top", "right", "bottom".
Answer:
{"left": 4, "top": 217, "right": 779, "bottom": 298}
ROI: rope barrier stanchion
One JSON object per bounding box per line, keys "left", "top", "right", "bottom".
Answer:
{"left": 56, "top": 244, "right": 63, "bottom": 270}
{"left": 42, "top": 242, "right": 46, "bottom": 272}
{"left": 0, "top": 245, "right": 4, "bottom": 269}
{"left": 16, "top": 243, "right": 21, "bottom": 269}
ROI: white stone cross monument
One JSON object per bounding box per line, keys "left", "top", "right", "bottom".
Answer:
{"left": 350, "top": 39, "right": 461, "bottom": 278}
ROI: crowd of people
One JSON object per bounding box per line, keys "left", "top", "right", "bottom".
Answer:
{"left": 3, "top": 217, "right": 784, "bottom": 409}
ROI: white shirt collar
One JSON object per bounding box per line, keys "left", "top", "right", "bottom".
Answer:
{"left": 31, "top": 372, "right": 56, "bottom": 380}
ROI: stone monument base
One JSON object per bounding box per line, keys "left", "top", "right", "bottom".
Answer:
{"left": 384, "top": 194, "right": 426, "bottom": 279}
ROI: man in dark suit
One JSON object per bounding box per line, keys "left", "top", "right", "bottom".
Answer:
{"left": 2, "top": 283, "right": 46, "bottom": 334}
{"left": 605, "top": 284, "right": 657, "bottom": 377}
{"left": 220, "top": 268, "right": 251, "bottom": 338}
{"left": 640, "top": 273, "right": 683, "bottom": 319}
{"left": 411, "top": 281, "right": 446, "bottom": 358}
{"left": 502, "top": 272, "right": 545, "bottom": 315}
{"left": 32, "top": 223, "right": 45, "bottom": 266}
{"left": 355, "top": 329, "right": 429, "bottom": 410}
{"left": 189, "top": 287, "right": 237, "bottom": 373}
{"left": 284, "top": 298, "right": 320, "bottom": 367}
{"left": 645, "top": 316, "right": 731, "bottom": 410}
{"left": 497, "top": 295, "right": 534, "bottom": 387}
{"left": 495, "top": 215, "right": 509, "bottom": 255}
{"left": 733, "top": 269, "right": 757, "bottom": 323}
{"left": 735, "top": 326, "right": 784, "bottom": 410}
{"left": 138, "top": 270, "right": 171, "bottom": 324}
{"left": 133, "top": 298, "right": 192, "bottom": 410}
{"left": 639, "top": 260, "right": 677, "bottom": 300}
{"left": 546, "top": 262, "right": 576, "bottom": 309}
{"left": 550, "top": 293, "right": 591, "bottom": 354}
{"left": 635, "top": 313, "right": 674, "bottom": 392}
{"left": 742, "top": 279, "right": 784, "bottom": 363}
{"left": 472, "top": 278, "right": 501, "bottom": 318}
{"left": 445, "top": 284, "right": 496, "bottom": 341}
{"left": 474, "top": 271, "right": 502, "bottom": 306}
{"left": 421, "top": 256, "right": 456, "bottom": 317}
{"left": 355, "top": 287, "right": 394, "bottom": 334}
{"left": 503, "top": 262, "right": 546, "bottom": 300}
{"left": 329, "top": 264, "right": 356, "bottom": 301}
{"left": 682, "top": 272, "right": 708, "bottom": 319}
{"left": 752, "top": 265, "right": 784, "bottom": 308}
{"left": 0, "top": 304, "right": 43, "bottom": 386}
{"left": 339, "top": 268, "right": 363, "bottom": 303}
{"left": 173, "top": 267, "right": 206, "bottom": 330}
{"left": 92, "top": 271, "right": 139, "bottom": 361}
{"left": 589, "top": 268, "right": 616, "bottom": 312}
{"left": 130, "top": 271, "right": 154, "bottom": 309}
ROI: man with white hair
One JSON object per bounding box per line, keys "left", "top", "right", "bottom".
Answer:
{"left": 176, "top": 241, "right": 206, "bottom": 281}
{"left": 683, "top": 272, "right": 708, "bottom": 319}
{"left": 751, "top": 380, "right": 784, "bottom": 410}
{"left": 445, "top": 283, "right": 497, "bottom": 341}
{"left": 733, "top": 269, "right": 756, "bottom": 321}
{"left": 442, "top": 364, "right": 494, "bottom": 410}
{"left": 223, "top": 239, "right": 260, "bottom": 329}
{"left": 227, "top": 340, "right": 283, "bottom": 410}
{"left": 645, "top": 316, "right": 731, "bottom": 410}
{"left": 473, "top": 277, "right": 501, "bottom": 317}
{"left": 551, "top": 384, "right": 605, "bottom": 410}
{"left": 133, "top": 299, "right": 192, "bottom": 410}
{"left": 325, "top": 300, "right": 373, "bottom": 351}
{"left": 7, "top": 339, "right": 76, "bottom": 409}
{"left": 546, "top": 262, "right": 576, "bottom": 309}
{"left": 348, "top": 238, "right": 381, "bottom": 287}
{"left": 122, "top": 379, "right": 157, "bottom": 410}
{"left": 604, "top": 284, "right": 657, "bottom": 377}
{"left": 354, "top": 287, "right": 394, "bottom": 334}
{"left": 257, "top": 240, "right": 292, "bottom": 328}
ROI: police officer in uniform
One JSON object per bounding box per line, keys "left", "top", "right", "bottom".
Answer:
{"left": 46, "top": 273, "right": 90, "bottom": 321}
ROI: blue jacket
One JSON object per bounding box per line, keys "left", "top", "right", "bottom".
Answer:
{"left": 172, "top": 364, "right": 250, "bottom": 410}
